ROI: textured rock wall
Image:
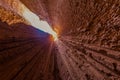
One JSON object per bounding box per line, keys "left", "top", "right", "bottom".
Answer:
{"left": 0, "top": 21, "right": 57, "bottom": 80}
{"left": 0, "top": 6, "right": 25, "bottom": 25}
{"left": 0, "top": 0, "right": 120, "bottom": 80}
{"left": 45, "top": 0, "right": 120, "bottom": 80}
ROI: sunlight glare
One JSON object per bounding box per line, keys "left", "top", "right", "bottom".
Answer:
{"left": 18, "top": 2, "right": 58, "bottom": 41}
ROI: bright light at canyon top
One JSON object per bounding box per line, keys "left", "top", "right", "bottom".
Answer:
{"left": 19, "top": 2, "right": 58, "bottom": 41}
{"left": 52, "top": 32, "right": 58, "bottom": 41}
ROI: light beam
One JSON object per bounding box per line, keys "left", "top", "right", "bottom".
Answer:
{"left": 17, "top": 1, "right": 58, "bottom": 41}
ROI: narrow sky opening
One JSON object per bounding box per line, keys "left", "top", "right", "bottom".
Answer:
{"left": 18, "top": 1, "right": 58, "bottom": 41}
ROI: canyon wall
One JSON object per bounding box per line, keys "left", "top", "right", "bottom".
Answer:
{"left": 0, "top": 0, "right": 120, "bottom": 80}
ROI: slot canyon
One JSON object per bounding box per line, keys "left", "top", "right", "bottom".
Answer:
{"left": 0, "top": 0, "right": 120, "bottom": 80}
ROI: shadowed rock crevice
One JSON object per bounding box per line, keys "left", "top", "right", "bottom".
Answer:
{"left": 0, "top": 0, "right": 120, "bottom": 80}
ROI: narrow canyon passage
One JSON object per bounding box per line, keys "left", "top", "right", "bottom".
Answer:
{"left": 0, "top": 0, "right": 120, "bottom": 80}
{"left": 0, "top": 22, "right": 58, "bottom": 80}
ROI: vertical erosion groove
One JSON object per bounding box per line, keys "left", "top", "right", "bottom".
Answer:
{"left": 0, "top": 0, "right": 120, "bottom": 80}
